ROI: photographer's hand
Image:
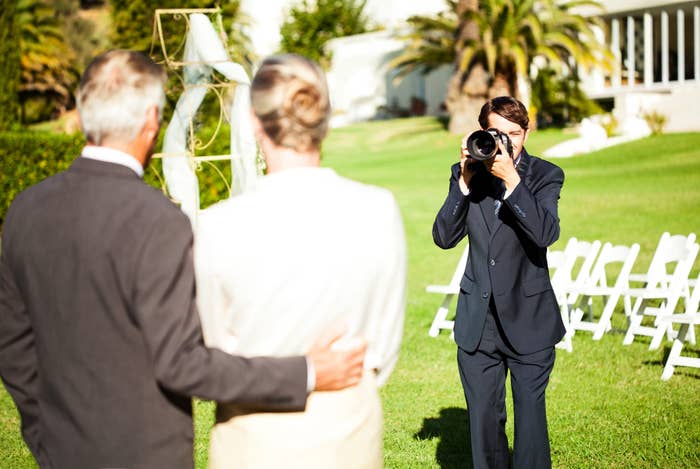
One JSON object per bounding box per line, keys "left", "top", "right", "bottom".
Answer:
{"left": 489, "top": 141, "right": 521, "bottom": 196}
{"left": 459, "top": 136, "right": 475, "bottom": 195}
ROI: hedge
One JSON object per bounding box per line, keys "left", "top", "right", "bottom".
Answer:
{"left": 0, "top": 1, "right": 20, "bottom": 130}
{"left": 1, "top": 132, "right": 82, "bottom": 227}
{"left": 0, "top": 131, "right": 234, "bottom": 230}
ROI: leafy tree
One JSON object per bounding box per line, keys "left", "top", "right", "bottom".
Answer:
{"left": 391, "top": 0, "right": 613, "bottom": 133}
{"left": 17, "top": 0, "right": 79, "bottom": 123}
{"left": 110, "top": 0, "right": 163, "bottom": 53}
{"left": 55, "top": 0, "right": 111, "bottom": 71}
{"left": 531, "top": 66, "right": 602, "bottom": 127}
{"left": 388, "top": 7, "right": 457, "bottom": 81}
{"left": 111, "top": 0, "right": 254, "bottom": 71}
{"left": 0, "top": 0, "right": 21, "bottom": 130}
{"left": 279, "top": 0, "right": 369, "bottom": 69}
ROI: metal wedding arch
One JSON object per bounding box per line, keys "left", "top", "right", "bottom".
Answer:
{"left": 150, "top": 8, "right": 259, "bottom": 227}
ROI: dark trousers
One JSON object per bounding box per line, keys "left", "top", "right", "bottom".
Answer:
{"left": 457, "top": 306, "right": 555, "bottom": 469}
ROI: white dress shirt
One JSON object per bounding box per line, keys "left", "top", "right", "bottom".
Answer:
{"left": 195, "top": 167, "right": 407, "bottom": 387}
{"left": 81, "top": 145, "right": 144, "bottom": 177}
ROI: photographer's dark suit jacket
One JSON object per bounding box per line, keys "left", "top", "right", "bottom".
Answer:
{"left": 0, "top": 156, "right": 308, "bottom": 469}
{"left": 433, "top": 149, "right": 565, "bottom": 354}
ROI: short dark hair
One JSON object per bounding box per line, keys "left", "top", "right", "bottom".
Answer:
{"left": 478, "top": 96, "right": 529, "bottom": 130}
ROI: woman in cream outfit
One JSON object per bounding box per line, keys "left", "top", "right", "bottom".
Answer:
{"left": 195, "top": 54, "right": 407, "bottom": 469}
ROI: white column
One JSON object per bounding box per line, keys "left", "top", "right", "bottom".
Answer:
{"left": 644, "top": 12, "right": 653, "bottom": 86}
{"left": 627, "top": 16, "right": 636, "bottom": 87}
{"left": 695, "top": 6, "right": 700, "bottom": 80}
{"left": 661, "top": 11, "right": 669, "bottom": 83}
{"left": 611, "top": 18, "right": 622, "bottom": 87}
{"left": 678, "top": 9, "right": 685, "bottom": 82}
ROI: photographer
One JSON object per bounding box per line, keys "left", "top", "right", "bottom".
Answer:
{"left": 433, "top": 96, "right": 565, "bottom": 469}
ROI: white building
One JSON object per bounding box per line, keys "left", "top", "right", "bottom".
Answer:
{"left": 580, "top": 0, "right": 700, "bottom": 132}
{"left": 239, "top": 0, "right": 449, "bottom": 126}
{"left": 240, "top": 0, "right": 700, "bottom": 131}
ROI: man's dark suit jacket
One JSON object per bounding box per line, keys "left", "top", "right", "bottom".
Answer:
{"left": 433, "top": 150, "right": 566, "bottom": 355}
{"left": 0, "top": 156, "right": 308, "bottom": 469}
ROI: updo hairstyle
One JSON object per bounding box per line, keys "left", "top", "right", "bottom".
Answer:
{"left": 250, "top": 54, "right": 331, "bottom": 152}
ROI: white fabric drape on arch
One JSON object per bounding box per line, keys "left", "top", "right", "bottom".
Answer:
{"left": 162, "top": 13, "right": 258, "bottom": 227}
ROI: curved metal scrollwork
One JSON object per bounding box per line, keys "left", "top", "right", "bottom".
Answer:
{"left": 148, "top": 8, "right": 259, "bottom": 227}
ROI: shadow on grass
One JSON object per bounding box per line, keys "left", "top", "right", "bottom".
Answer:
{"left": 642, "top": 345, "right": 700, "bottom": 380}
{"left": 414, "top": 406, "right": 473, "bottom": 469}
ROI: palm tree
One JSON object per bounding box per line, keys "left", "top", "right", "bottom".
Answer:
{"left": 391, "top": 0, "right": 613, "bottom": 134}
{"left": 388, "top": 6, "right": 458, "bottom": 82}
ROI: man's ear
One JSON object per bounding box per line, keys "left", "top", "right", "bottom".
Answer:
{"left": 144, "top": 105, "right": 160, "bottom": 140}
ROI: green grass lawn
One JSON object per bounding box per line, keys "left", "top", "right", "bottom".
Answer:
{"left": 2, "top": 117, "right": 699, "bottom": 468}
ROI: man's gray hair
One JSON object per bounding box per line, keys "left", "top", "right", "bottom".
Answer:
{"left": 77, "top": 50, "right": 167, "bottom": 145}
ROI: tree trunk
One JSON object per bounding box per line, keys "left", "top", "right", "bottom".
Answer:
{"left": 489, "top": 73, "right": 514, "bottom": 99}
{"left": 445, "top": 0, "right": 487, "bottom": 135}
{"left": 446, "top": 63, "right": 489, "bottom": 135}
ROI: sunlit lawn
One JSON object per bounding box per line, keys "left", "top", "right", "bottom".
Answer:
{"left": 2, "top": 117, "right": 699, "bottom": 468}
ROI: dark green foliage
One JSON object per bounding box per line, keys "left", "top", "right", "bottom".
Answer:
{"left": 56, "top": 0, "right": 111, "bottom": 71}
{"left": 0, "top": 132, "right": 165, "bottom": 228}
{"left": 279, "top": 0, "right": 369, "bottom": 68}
{"left": 110, "top": 0, "right": 164, "bottom": 53}
{"left": 0, "top": 132, "right": 84, "bottom": 227}
{"left": 110, "top": 0, "right": 251, "bottom": 64}
{"left": 0, "top": 1, "right": 22, "bottom": 130}
{"left": 0, "top": 129, "right": 233, "bottom": 230}
{"left": 532, "top": 67, "right": 603, "bottom": 128}
{"left": 17, "top": 0, "right": 80, "bottom": 123}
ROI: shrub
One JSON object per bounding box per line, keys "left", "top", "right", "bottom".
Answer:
{"left": 642, "top": 110, "right": 667, "bottom": 136}
{"left": 0, "top": 132, "right": 166, "bottom": 229}
{"left": 532, "top": 67, "right": 603, "bottom": 128}
{"left": 0, "top": 0, "right": 21, "bottom": 130}
{"left": 279, "top": 0, "right": 370, "bottom": 69}
{"left": 0, "top": 130, "right": 233, "bottom": 230}
{"left": 600, "top": 113, "right": 618, "bottom": 137}
{"left": 0, "top": 132, "right": 82, "bottom": 227}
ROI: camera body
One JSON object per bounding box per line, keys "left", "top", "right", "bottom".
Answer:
{"left": 466, "top": 128, "right": 513, "bottom": 161}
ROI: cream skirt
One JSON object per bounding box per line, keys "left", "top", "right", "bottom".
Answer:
{"left": 208, "top": 374, "right": 383, "bottom": 469}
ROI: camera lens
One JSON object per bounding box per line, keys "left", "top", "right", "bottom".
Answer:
{"left": 466, "top": 130, "right": 498, "bottom": 161}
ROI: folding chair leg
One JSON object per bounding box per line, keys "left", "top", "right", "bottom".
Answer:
{"left": 429, "top": 294, "right": 455, "bottom": 337}
{"left": 661, "top": 323, "right": 690, "bottom": 381}
{"left": 623, "top": 314, "right": 644, "bottom": 345}
{"left": 557, "top": 303, "right": 573, "bottom": 352}
{"left": 649, "top": 321, "right": 669, "bottom": 350}
{"left": 592, "top": 294, "right": 619, "bottom": 340}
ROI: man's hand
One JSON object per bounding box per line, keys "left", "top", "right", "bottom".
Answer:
{"left": 459, "top": 135, "right": 476, "bottom": 194}
{"left": 307, "top": 328, "right": 366, "bottom": 391}
{"left": 487, "top": 140, "right": 521, "bottom": 194}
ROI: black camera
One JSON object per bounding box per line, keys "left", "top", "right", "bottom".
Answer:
{"left": 465, "top": 128, "right": 513, "bottom": 161}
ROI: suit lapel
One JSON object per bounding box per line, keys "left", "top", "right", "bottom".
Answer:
{"left": 478, "top": 175, "right": 500, "bottom": 235}
{"left": 488, "top": 150, "right": 531, "bottom": 241}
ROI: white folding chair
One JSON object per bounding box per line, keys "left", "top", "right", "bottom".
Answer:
{"left": 656, "top": 273, "right": 700, "bottom": 380}
{"left": 427, "top": 244, "right": 469, "bottom": 337}
{"left": 548, "top": 237, "right": 602, "bottom": 352}
{"left": 569, "top": 242, "right": 640, "bottom": 340}
{"left": 625, "top": 232, "right": 697, "bottom": 308}
{"left": 548, "top": 248, "right": 571, "bottom": 352}
{"left": 623, "top": 241, "right": 699, "bottom": 346}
